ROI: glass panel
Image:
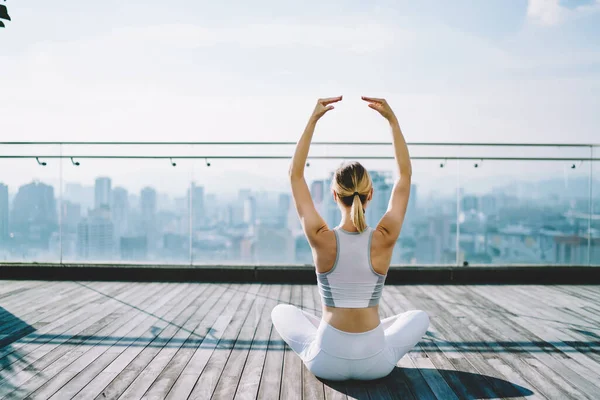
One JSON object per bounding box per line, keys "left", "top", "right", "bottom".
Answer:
{"left": 2, "top": 143, "right": 596, "bottom": 267}
{"left": 188, "top": 157, "right": 296, "bottom": 265}
{"left": 400, "top": 159, "right": 458, "bottom": 265}
{"left": 458, "top": 159, "right": 591, "bottom": 265}
{"left": 179, "top": 156, "right": 457, "bottom": 266}
{"left": 0, "top": 146, "right": 61, "bottom": 262}
{"left": 60, "top": 145, "right": 193, "bottom": 264}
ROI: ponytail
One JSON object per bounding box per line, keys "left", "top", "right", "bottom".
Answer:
{"left": 332, "top": 161, "right": 372, "bottom": 233}
{"left": 350, "top": 193, "right": 367, "bottom": 233}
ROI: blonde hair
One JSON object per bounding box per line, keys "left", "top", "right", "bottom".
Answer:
{"left": 331, "top": 162, "right": 373, "bottom": 233}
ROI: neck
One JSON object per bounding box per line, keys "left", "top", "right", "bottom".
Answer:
{"left": 339, "top": 211, "right": 358, "bottom": 232}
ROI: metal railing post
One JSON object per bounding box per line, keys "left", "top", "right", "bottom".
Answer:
{"left": 589, "top": 145, "right": 594, "bottom": 265}
{"left": 456, "top": 159, "right": 461, "bottom": 266}
{"left": 59, "top": 144, "right": 63, "bottom": 265}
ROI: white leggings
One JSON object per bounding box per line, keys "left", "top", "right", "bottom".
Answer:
{"left": 271, "top": 304, "right": 430, "bottom": 381}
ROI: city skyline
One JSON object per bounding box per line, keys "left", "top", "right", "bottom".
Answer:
{"left": 1, "top": 165, "right": 598, "bottom": 265}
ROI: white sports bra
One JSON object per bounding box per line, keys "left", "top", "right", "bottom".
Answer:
{"left": 316, "top": 226, "right": 387, "bottom": 308}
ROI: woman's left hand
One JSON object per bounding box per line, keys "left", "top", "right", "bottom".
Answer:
{"left": 310, "top": 96, "right": 342, "bottom": 122}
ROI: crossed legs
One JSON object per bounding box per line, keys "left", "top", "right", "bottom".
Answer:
{"left": 271, "top": 304, "right": 430, "bottom": 369}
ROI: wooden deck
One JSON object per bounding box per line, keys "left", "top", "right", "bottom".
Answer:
{"left": 0, "top": 281, "right": 599, "bottom": 399}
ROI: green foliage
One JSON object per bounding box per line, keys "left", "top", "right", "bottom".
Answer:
{"left": 0, "top": 4, "right": 11, "bottom": 28}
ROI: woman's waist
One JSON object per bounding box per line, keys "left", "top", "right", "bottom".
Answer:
{"left": 322, "top": 305, "right": 380, "bottom": 333}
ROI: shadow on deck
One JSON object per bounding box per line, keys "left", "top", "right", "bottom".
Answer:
{"left": 0, "top": 306, "right": 36, "bottom": 398}
{"left": 323, "top": 367, "right": 534, "bottom": 399}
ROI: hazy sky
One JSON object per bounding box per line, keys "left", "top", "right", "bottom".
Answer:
{"left": 1, "top": 0, "right": 599, "bottom": 194}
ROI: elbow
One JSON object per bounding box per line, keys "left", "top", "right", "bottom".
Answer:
{"left": 396, "top": 174, "right": 411, "bottom": 191}
{"left": 288, "top": 165, "right": 303, "bottom": 180}
{"left": 399, "top": 171, "right": 412, "bottom": 183}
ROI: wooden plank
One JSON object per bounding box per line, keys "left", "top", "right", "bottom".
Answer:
{"left": 0, "top": 281, "right": 119, "bottom": 347}
{"left": 164, "top": 314, "right": 233, "bottom": 400}
{"left": 453, "top": 285, "right": 590, "bottom": 400}
{"left": 0, "top": 281, "right": 56, "bottom": 302}
{"left": 489, "top": 288, "right": 600, "bottom": 391}
{"left": 79, "top": 283, "right": 217, "bottom": 400}
{"left": 233, "top": 284, "right": 282, "bottom": 400}
{"left": 211, "top": 284, "right": 271, "bottom": 399}
{"left": 0, "top": 282, "right": 130, "bottom": 379}
{"left": 42, "top": 283, "right": 205, "bottom": 400}
{"left": 0, "top": 282, "right": 56, "bottom": 312}
{"left": 256, "top": 284, "right": 291, "bottom": 399}
{"left": 410, "top": 355, "right": 459, "bottom": 400}
{"left": 0, "top": 284, "right": 99, "bottom": 353}
{"left": 87, "top": 282, "right": 201, "bottom": 400}
{"left": 432, "top": 286, "right": 536, "bottom": 400}
{"left": 0, "top": 281, "right": 46, "bottom": 298}
{"left": 160, "top": 285, "right": 238, "bottom": 400}
{"left": 0, "top": 281, "right": 126, "bottom": 361}
{"left": 7, "top": 282, "right": 168, "bottom": 399}
{"left": 185, "top": 284, "right": 262, "bottom": 399}
{"left": 383, "top": 288, "right": 488, "bottom": 400}
{"left": 90, "top": 283, "right": 211, "bottom": 400}
{"left": 54, "top": 284, "right": 201, "bottom": 400}
{"left": 0, "top": 282, "right": 84, "bottom": 347}
{"left": 3, "top": 282, "right": 600, "bottom": 400}
{"left": 0, "top": 282, "right": 165, "bottom": 399}
{"left": 395, "top": 356, "right": 437, "bottom": 400}
{"left": 0, "top": 282, "right": 159, "bottom": 397}
{"left": 392, "top": 286, "right": 503, "bottom": 399}
{"left": 137, "top": 284, "right": 228, "bottom": 400}
{"left": 69, "top": 284, "right": 209, "bottom": 400}
{"left": 0, "top": 282, "right": 91, "bottom": 333}
{"left": 279, "top": 284, "right": 303, "bottom": 400}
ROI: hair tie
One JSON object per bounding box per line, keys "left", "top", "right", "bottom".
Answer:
{"left": 353, "top": 192, "right": 359, "bottom": 196}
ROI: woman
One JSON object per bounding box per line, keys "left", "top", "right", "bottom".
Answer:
{"left": 271, "top": 95, "right": 429, "bottom": 381}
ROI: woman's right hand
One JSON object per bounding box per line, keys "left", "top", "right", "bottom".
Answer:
{"left": 310, "top": 96, "right": 343, "bottom": 122}
{"left": 362, "top": 96, "right": 397, "bottom": 123}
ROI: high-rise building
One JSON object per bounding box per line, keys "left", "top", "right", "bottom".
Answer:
{"left": 462, "top": 195, "right": 479, "bottom": 212}
{"left": 402, "top": 182, "right": 418, "bottom": 235}
{"left": 238, "top": 189, "right": 251, "bottom": 202}
{"left": 365, "top": 171, "right": 393, "bottom": 227}
{"left": 254, "top": 223, "right": 294, "bottom": 263}
{"left": 120, "top": 236, "right": 147, "bottom": 261}
{"left": 278, "top": 193, "right": 291, "bottom": 228}
{"left": 189, "top": 183, "right": 205, "bottom": 230}
{"left": 0, "top": 183, "right": 8, "bottom": 245}
{"left": 112, "top": 187, "right": 129, "bottom": 238}
{"left": 61, "top": 200, "right": 81, "bottom": 233}
{"left": 174, "top": 195, "right": 190, "bottom": 235}
{"left": 77, "top": 210, "right": 114, "bottom": 260}
{"left": 140, "top": 187, "right": 157, "bottom": 246}
{"left": 311, "top": 179, "right": 337, "bottom": 228}
{"left": 10, "top": 181, "right": 58, "bottom": 249}
{"left": 94, "top": 177, "right": 112, "bottom": 209}
{"left": 408, "top": 183, "right": 418, "bottom": 215}
{"left": 481, "top": 194, "right": 497, "bottom": 216}
{"left": 243, "top": 195, "right": 257, "bottom": 226}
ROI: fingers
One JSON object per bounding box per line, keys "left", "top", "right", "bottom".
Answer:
{"left": 319, "top": 96, "right": 343, "bottom": 106}
{"left": 361, "top": 96, "right": 385, "bottom": 104}
{"left": 325, "top": 105, "right": 334, "bottom": 111}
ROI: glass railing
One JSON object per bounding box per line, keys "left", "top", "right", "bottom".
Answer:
{"left": 0, "top": 142, "right": 598, "bottom": 266}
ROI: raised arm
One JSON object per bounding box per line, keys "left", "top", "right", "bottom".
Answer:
{"left": 362, "top": 96, "right": 412, "bottom": 247}
{"left": 289, "top": 96, "right": 342, "bottom": 246}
